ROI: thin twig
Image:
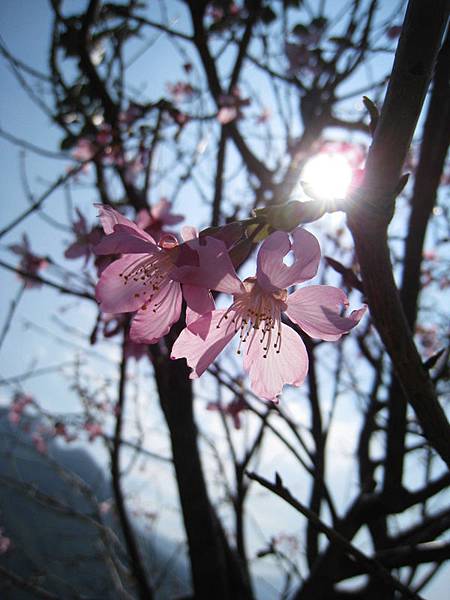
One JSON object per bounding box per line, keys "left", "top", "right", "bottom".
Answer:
{"left": 246, "top": 471, "right": 425, "bottom": 600}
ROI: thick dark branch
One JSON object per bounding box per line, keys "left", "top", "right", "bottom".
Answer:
{"left": 347, "top": 0, "right": 450, "bottom": 468}
{"left": 212, "top": 129, "right": 227, "bottom": 226}
{"left": 305, "top": 343, "right": 326, "bottom": 569}
{"left": 400, "top": 29, "right": 450, "bottom": 329}
{"left": 355, "top": 0, "right": 449, "bottom": 206}
{"left": 110, "top": 335, "right": 154, "bottom": 600}
{"left": 228, "top": 1, "right": 261, "bottom": 91}
{"left": 80, "top": 0, "right": 117, "bottom": 124}
{"left": 151, "top": 337, "right": 252, "bottom": 599}
{"left": 384, "top": 29, "right": 450, "bottom": 493}
{"left": 339, "top": 541, "right": 450, "bottom": 579}
{"left": 390, "top": 508, "right": 450, "bottom": 547}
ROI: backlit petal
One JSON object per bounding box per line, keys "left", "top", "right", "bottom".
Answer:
{"left": 130, "top": 281, "right": 182, "bottom": 344}
{"left": 171, "top": 309, "right": 237, "bottom": 378}
{"left": 172, "top": 237, "right": 243, "bottom": 294}
{"left": 95, "top": 205, "right": 143, "bottom": 235}
{"left": 243, "top": 323, "right": 308, "bottom": 401}
{"left": 257, "top": 228, "right": 320, "bottom": 292}
{"left": 96, "top": 254, "right": 168, "bottom": 313}
{"left": 286, "top": 285, "right": 366, "bottom": 341}
{"left": 94, "top": 224, "right": 156, "bottom": 255}
{"left": 183, "top": 284, "right": 215, "bottom": 325}
{"left": 180, "top": 226, "right": 198, "bottom": 242}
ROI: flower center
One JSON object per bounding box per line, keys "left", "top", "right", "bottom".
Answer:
{"left": 118, "top": 250, "right": 175, "bottom": 305}
{"left": 219, "top": 277, "right": 287, "bottom": 358}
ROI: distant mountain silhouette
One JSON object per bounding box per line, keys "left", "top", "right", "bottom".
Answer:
{"left": 0, "top": 408, "right": 190, "bottom": 599}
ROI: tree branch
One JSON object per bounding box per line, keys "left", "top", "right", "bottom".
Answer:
{"left": 246, "top": 471, "right": 424, "bottom": 600}
{"left": 347, "top": 0, "right": 450, "bottom": 468}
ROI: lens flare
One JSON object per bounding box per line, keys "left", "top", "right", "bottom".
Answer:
{"left": 301, "top": 153, "right": 354, "bottom": 200}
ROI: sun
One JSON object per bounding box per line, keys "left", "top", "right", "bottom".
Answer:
{"left": 301, "top": 153, "right": 354, "bottom": 201}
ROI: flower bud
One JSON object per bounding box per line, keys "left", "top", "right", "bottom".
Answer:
{"left": 266, "top": 200, "right": 326, "bottom": 231}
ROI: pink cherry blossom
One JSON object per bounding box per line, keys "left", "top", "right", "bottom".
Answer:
{"left": 8, "top": 392, "right": 33, "bottom": 425}
{"left": 84, "top": 421, "right": 103, "bottom": 442}
{"left": 65, "top": 209, "right": 102, "bottom": 264}
{"left": 167, "top": 81, "right": 195, "bottom": 103}
{"left": 135, "top": 197, "right": 184, "bottom": 242}
{"left": 100, "top": 313, "right": 150, "bottom": 361}
{"left": 217, "top": 88, "right": 250, "bottom": 123}
{"left": 217, "top": 106, "right": 238, "bottom": 124}
{"left": 118, "top": 102, "right": 145, "bottom": 127}
{"left": 172, "top": 228, "right": 366, "bottom": 401}
{"left": 9, "top": 234, "right": 48, "bottom": 288}
{"left": 0, "top": 528, "right": 11, "bottom": 554}
{"left": 32, "top": 431, "right": 48, "bottom": 454}
{"left": 94, "top": 206, "right": 242, "bottom": 344}
{"left": 255, "top": 107, "right": 271, "bottom": 124}
{"left": 72, "top": 138, "right": 95, "bottom": 164}
{"left": 99, "top": 500, "right": 112, "bottom": 514}
{"left": 207, "top": 396, "right": 247, "bottom": 429}
{"left": 95, "top": 124, "right": 113, "bottom": 146}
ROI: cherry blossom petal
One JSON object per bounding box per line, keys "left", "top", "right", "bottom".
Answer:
{"left": 180, "top": 226, "right": 198, "bottom": 242}
{"left": 182, "top": 284, "right": 215, "bottom": 325}
{"left": 285, "top": 285, "right": 366, "bottom": 341}
{"left": 94, "top": 224, "right": 157, "bottom": 255}
{"left": 172, "top": 237, "right": 243, "bottom": 294}
{"left": 152, "top": 198, "right": 184, "bottom": 225}
{"left": 95, "top": 204, "right": 138, "bottom": 234}
{"left": 257, "top": 228, "right": 320, "bottom": 292}
{"left": 64, "top": 241, "right": 88, "bottom": 259}
{"left": 130, "top": 281, "right": 182, "bottom": 344}
{"left": 171, "top": 310, "right": 237, "bottom": 378}
{"left": 135, "top": 209, "right": 152, "bottom": 230}
{"left": 96, "top": 254, "right": 168, "bottom": 313}
{"left": 217, "top": 106, "right": 238, "bottom": 124}
{"left": 243, "top": 323, "right": 308, "bottom": 401}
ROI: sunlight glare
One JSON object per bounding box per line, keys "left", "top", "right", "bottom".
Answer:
{"left": 301, "top": 153, "right": 354, "bottom": 201}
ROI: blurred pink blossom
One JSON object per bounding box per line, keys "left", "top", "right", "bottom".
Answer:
{"left": 207, "top": 396, "right": 247, "bottom": 429}
{"left": 72, "top": 138, "right": 96, "bottom": 164}
{"left": 65, "top": 209, "right": 102, "bottom": 264}
{"left": 32, "top": 432, "right": 48, "bottom": 454}
{"left": 8, "top": 393, "right": 33, "bottom": 425}
{"left": 99, "top": 500, "right": 112, "bottom": 514}
{"left": 118, "top": 102, "right": 145, "bottom": 127}
{"left": 84, "top": 421, "right": 103, "bottom": 442}
{"left": 8, "top": 234, "right": 48, "bottom": 288}
{"left": 217, "top": 88, "right": 250, "bottom": 124}
{"left": 135, "top": 197, "right": 184, "bottom": 242}
{"left": 167, "top": 81, "right": 195, "bottom": 103}
{"left": 0, "top": 528, "right": 11, "bottom": 554}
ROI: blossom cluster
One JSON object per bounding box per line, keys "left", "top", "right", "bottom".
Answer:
{"left": 92, "top": 204, "right": 365, "bottom": 401}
